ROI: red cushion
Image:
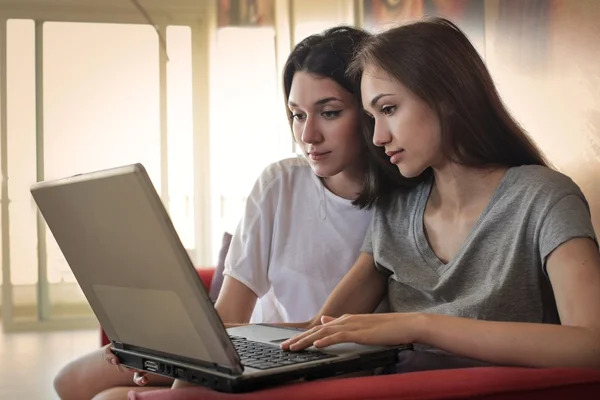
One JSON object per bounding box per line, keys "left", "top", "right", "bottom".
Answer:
{"left": 100, "top": 267, "right": 216, "bottom": 346}
{"left": 196, "top": 267, "right": 215, "bottom": 294}
{"left": 128, "top": 367, "right": 600, "bottom": 400}
{"left": 101, "top": 330, "right": 110, "bottom": 346}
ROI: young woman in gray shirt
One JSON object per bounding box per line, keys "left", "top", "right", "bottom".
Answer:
{"left": 283, "top": 18, "right": 600, "bottom": 371}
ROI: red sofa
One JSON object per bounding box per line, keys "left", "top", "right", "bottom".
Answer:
{"left": 130, "top": 366, "right": 600, "bottom": 400}
{"left": 99, "top": 267, "right": 600, "bottom": 399}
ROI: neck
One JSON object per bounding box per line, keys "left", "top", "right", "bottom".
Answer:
{"left": 322, "top": 165, "right": 365, "bottom": 200}
{"left": 430, "top": 162, "right": 508, "bottom": 212}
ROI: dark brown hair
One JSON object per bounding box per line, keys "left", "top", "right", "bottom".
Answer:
{"left": 349, "top": 17, "right": 549, "bottom": 204}
{"left": 283, "top": 26, "right": 413, "bottom": 208}
{"left": 283, "top": 26, "right": 369, "bottom": 121}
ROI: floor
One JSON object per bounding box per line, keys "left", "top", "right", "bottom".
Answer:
{"left": 0, "top": 327, "right": 98, "bottom": 400}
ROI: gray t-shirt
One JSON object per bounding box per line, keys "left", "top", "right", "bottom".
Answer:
{"left": 363, "top": 165, "right": 597, "bottom": 326}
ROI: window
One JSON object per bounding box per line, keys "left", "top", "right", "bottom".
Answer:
{"left": 209, "top": 27, "right": 293, "bottom": 256}
{"left": 6, "top": 19, "right": 38, "bottom": 319}
{"left": 2, "top": 19, "right": 196, "bottom": 325}
{"left": 166, "top": 26, "right": 195, "bottom": 250}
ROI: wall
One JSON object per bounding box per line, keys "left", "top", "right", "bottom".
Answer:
{"left": 486, "top": 0, "right": 600, "bottom": 232}
{"left": 362, "top": 0, "right": 600, "bottom": 233}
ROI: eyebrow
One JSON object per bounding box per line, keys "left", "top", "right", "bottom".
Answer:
{"left": 288, "top": 97, "right": 344, "bottom": 107}
{"left": 369, "top": 93, "right": 394, "bottom": 107}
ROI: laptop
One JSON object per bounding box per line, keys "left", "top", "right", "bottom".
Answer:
{"left": 30, "top": 163, "right": 411, "bottom": 393}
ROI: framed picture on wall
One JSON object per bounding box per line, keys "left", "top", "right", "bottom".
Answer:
{"left": 361, "top": 0, "right": 485, "bottom": 54}
{"left": 217, "top": 0, "right": 275, "bottom": 28}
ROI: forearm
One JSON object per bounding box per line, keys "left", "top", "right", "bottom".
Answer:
{"left": 316, "top": 253, "right": 387, "bottom": 322}
{"left": 416, "top": 314, "right": 600, "bottom": 368}
{"left": 265, "top": 254, "right": 387, "bottom": 331}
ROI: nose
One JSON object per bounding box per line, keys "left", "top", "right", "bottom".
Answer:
{"left": 301, "top": 116, "right": 322, "bottom": 145}
{"left": 372, "top": 119, "right": 391, "bottom": 147}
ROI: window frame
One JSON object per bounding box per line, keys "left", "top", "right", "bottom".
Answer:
{"left": 0, "top": 0, "right": 215, "bottom": 332}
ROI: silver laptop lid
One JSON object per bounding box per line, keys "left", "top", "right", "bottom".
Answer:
{"left": 31, "top": 163, "right": 241, "bottom": 373}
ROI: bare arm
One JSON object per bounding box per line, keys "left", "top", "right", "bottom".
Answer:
{"left": 416, "top": 237, "right": 600, "bottom": 368}
{"left": 418, "top": 239, "right": 600, "bottom": 368}
{"left": 215, "top": 276, "right": 258, "bottom": 324}
{"left": 287, "top": 238, "right": 600, "bottom": 368}
{"left": 215, "top": 277, "right": 312, "bottom": 330}
{"left": 315, "top": 252, "right": 388, "bottom": 319}
{"left": 279, "top": 253, "right": 387, "bottom": 346}
{"left": 215, "top": 277, "right": 310, "bottom": 330}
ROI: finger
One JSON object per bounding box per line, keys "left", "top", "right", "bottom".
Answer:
{"left": 288, "top": 327, "right": 340, "bottom": 351}
{"left": 313, "top": 330, "right": 355, "bottom": 348}
{"left": 280, "top": 335, "right": 305, "bottom": 350}
{"left": 280, "top": 327, "right": 321, "bottom": 350}
{"left": 281, "top": 316, "right": 350, "bottom": 350}
{"left": 134, "top": 372, "right": 148, "bottom": 386}
{"left": 320, "top": 315, "right": 337, "bottom": 324}
{"left": 103, "top": 346, "right": 120, "bottom": 366}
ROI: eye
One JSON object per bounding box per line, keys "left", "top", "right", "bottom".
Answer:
{"left": 291, "top": 113, "right": 306, "bottom": 121}
{"left": 322, "top": 110, "right": 342, "bottom": 119}
{"left": 381, "top": 105, "right": 396, "bottom": 116}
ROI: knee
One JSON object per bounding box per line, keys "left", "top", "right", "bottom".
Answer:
{"left": 92, "top": 387, "right": 146, "bottom": 400}
{"left": 53, "top": 363, "right": 76, "bottom": 400}
{"left": 53, "top": 358, "right": 97, "bottom": 400}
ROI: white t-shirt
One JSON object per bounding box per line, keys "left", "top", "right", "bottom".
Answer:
{"left": 224, "top": 157, "right": 374, "bottom": 323}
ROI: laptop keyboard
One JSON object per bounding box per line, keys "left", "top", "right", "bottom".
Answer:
{"left": 229, "top": 336, "right": 336, "bottom": 370}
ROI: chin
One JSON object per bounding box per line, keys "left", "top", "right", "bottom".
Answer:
{"left": 309, "top": 163, "right": 342, "bottom": 179}
{"left": 396, "top": 164, "right": 427, "bottom": 179}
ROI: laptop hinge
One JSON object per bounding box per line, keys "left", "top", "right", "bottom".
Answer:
{"left": 216, "top": 363, "right": 242, "bottom": 375}
{"left": 112, "top": 341, "right": 124, "bottom": 349}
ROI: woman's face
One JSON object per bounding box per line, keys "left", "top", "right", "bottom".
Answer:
{"left": 288, "top": 71, "right": 363, "bottom": 178}
{"left": 361, "top": 65, "right": 443, "bottom": 178}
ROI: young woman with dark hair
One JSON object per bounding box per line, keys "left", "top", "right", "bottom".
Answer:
{"left": 283, "top": 18, "right": 600, "bottom": 371}
{"left": 53, "top": 26, "right": 401, "bottom": 400}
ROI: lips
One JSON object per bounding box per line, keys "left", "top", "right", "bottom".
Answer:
{"left": 385, "top": 149, "right": 404, "bottom": 164}
{"left": 308, "top": 151, "right": 331, "bottom": 161}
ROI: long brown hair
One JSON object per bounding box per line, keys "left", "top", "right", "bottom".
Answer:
{"left": 283, "top": 26, "right": 414, "bottom": 208}
{"left": 349, "top": 18, "right": 549, "bottom": 204}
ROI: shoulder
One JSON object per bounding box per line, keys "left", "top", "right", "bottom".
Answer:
{"left": 495, "top": 165, "right": 593, "bottom": 234}
{"left": 509, "top": 165, "right": 583, "bottom": 195}
{"left": 505, "top": 165, "right": 588, "bottom": 207}
{"left": 249, "top": 157, "right": 315, "bottom": 199}
{"left": 254, "top": 157, "right": 311, "bottom": 186}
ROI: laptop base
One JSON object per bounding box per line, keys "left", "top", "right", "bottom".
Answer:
{"left": 114, "top": 346, "right": 403, "bottom": 393}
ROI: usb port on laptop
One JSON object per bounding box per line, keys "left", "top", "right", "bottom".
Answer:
{"left": 143, "top": 360, "right": 160, "bottom": 373}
